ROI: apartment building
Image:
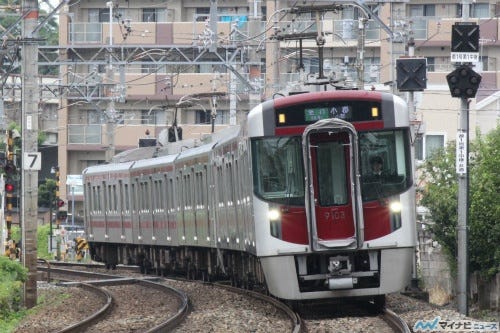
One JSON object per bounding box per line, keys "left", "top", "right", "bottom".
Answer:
{"left": 49, "top": 0, "right": 499, "bottom": 220}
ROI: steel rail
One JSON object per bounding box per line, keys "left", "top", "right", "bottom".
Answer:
{"left": 383, "top": 308, "right": 411, "bottom": 333}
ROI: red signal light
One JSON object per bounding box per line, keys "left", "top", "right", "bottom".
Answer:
{"left": 5, "top": 183, "right": 14, "bottom": 193}
{"left": 57, "top": 199, "right": 65, "bottom": 208}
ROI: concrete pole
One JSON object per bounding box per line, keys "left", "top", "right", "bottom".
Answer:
{"left": 457, "top": 97, "right": 469, "bottom": 315}
{"left": 265, "top": 0, "right": 280, "bottom": 98}
{"left": 105, "top": 1, "right": 115, "bottom": 162}
{"left": 248, "top": 0, "right": 262, "bottom": 111}
{"left": 356, "top": 18, "right": 367, "bottom": 90}
{"left": 406, "top": 39, "right": 419, "bottom": 288}
{"left": 21, "top": 0, "right": 39, "bottom": 309}
{"left": 457, "top": 0, "right": 472, "bottom": 315}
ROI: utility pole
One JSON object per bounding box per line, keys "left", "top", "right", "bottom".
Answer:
{"left": 356, "top": 18, "right": 367, "bottom": 90}
{"left": 105, "top": 1, "right": 116, "bottom": 162}
{"left": 266, "top": 0, "right": 280, "bottom": 98}
{"left": 21, "top": 0, "right": 39, "bottom": 309}
{"left": 248, "top": 0, "right": 263, "bottom": 111}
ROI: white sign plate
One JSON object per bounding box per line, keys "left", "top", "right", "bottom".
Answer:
{"left": 456, "top": 130, "right": 467, "bottom": 175}
{"left": 451, "top": 52, "right": 479, "bottom": 63}
{"left": 24, "top": 152, "right": 42, "bottom": 171}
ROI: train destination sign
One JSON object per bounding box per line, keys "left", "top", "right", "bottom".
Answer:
{"left": 277, "top": 100, "right": 381, "bottom": 127}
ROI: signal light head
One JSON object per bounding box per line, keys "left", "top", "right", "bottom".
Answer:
{"left": 446, "top": 65, "right": 482, "bottom": 99}
{"left": 5, "top": 183, "right": 14, "bottom": 193}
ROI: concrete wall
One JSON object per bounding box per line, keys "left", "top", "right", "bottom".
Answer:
{"left": 418, "top": 227, "right": 499, "bottom": 310}
{"left": 417, "top": 227, "right": 454, "bottom": 305}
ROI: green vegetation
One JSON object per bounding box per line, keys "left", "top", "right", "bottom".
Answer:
{"left": 419, "top": 125, "right": 500, "bottom": 279}
{"left": 0, "top": 0, "right": 59, "bottom": 75}
{"left": 0, "top": 257, "right": 28, "bottom": 331}
{"left": 37, "top": 224, "right": 53, "bottom": 260}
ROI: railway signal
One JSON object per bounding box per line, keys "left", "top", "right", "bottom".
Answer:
{"left": 3, "top": 130, "right": 17, "bottom": 243}
{"left": 446, "top": 65, "right": 481, "bottom": 99}
{"left": 396, "top": 58, "right": 427, "bottom": 91}
{"left": 448, "top": 21, "right": 481, "bottom": 316}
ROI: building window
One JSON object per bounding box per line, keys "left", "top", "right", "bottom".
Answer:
{"left": 409, "top": 4, "right": 436, "bottom": 17}
{"left": 427, "top": 57, "right": 435, "bottom": 72}
{"left": 141, "top": 63, "right": 157, "bottom": 74}
{"left": 214, "top": 110, "right": 229, "bottom": 124}
{"left": 141, "top": 109, "right": 166, "bottom": 125}
{"left": 472, "top": 3, "right": 490, "bottom": 18}
{"left": 88, "top": 8, "right": 127, "bottom": 23}
{"left": 195, "top": 110, "right": 211, "bottom": 124}
{"left": 457, "top": 3, "right": 490, "bottom": 18}
{"left": 143, "top": 8, "right": 166, "bottom": 22}
{"left": 415, "top": 133, "right": 445, "bottom": 160}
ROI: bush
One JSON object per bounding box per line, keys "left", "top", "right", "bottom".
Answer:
{"left": 37, "top": 224, "right": 52, "bottom": 260}
{"left": 0, "top": 257, "right": 27, "bottom": 321}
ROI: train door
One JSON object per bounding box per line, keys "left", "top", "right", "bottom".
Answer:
{"left": 194, "top": 165, "right": 210, "bottom": 246}
{"left": 303, "top": 119, "right": 364, "bottom": 251}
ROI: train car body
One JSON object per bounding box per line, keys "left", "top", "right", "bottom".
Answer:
{"left": 84, "top": 90, "right": 416, "bottom": 302}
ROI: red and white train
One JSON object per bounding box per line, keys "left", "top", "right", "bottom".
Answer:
{"left": 83, "top": 90, "right": 416, "bottom": 303}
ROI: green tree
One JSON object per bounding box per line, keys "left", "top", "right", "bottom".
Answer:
{"left": 419, "top": 125, "right": 500, "bottom": 278}
{"left": 0, "top": 0, "right": 59, "bottom": 75}
{"left": 38, "top": 178, "right": 57, "bottom": 208}
{"left": 468, "top": 127, "right": 500, "bottom": 277}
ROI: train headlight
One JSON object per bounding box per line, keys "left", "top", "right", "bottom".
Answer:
{"left": 390, "top": 201, "right": 403, "bottom": 231}
{"left": 268, "top": 209, "right": 281, "bottom": 221}
{"left": 390, "top": 201, "right": 402, "bottom": 213}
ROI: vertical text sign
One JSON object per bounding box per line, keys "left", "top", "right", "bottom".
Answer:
{"left": 456, "top": 130, "right": 467, "bottom": 175}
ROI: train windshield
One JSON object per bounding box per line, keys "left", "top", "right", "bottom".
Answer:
{"left": 251, "top": 136, "right": 305, "bottom": 205}
{"left": 359, "top": 129, "right": 412, "bottom": 201}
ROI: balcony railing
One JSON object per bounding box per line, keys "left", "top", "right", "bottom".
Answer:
{"left": 68, "top": 124, "right": 102, "bottom": 144}
{"left": 70, "top": 23, "right": 102, "bottom": 43}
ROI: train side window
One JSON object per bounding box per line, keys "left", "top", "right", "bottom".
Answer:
{"left": 155, "top": 179, "right": 163, "bottom": 212}
{"left": 118, "top": 181, "right": 122, "bottom": 212}
{"left": 226, "top": 161, "right": 234, "bottom": 207}
{"left": 190, "top": 171, "right": 194, "bottom": 210}
{"left": 234, "top": 159, "right": 240, "bottom": 206}
{"left": 157, "top": 178, "right": 163, "bottom": 212}
{"left": 176, "top": 174, "right": 183, "bottom": 212}
{"left": 97, "top": 184, "right": 101, "bottom": 213}
{"left": 148, "top": 178, "right": 152, "bottom": 212}
{"left": 167, "top": 177, "right": 174, "bottom": 213}
{"left": 194, "top": 171, "right": 201, "bottom": 209}
{"left": 131, "top": 181, "right": 137, "bottom": 213}
{"left": 124, "top": 183, "right": 129, "bottom": 212}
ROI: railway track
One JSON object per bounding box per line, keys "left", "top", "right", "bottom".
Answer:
{"left": 35, "top": 262, "right": 189, "bottom": 332}
{"left": 34, "top": 261, "right": 411, "bottom": 333}
{"left": 298, "top": 298, "right": 411, "bottom": 333}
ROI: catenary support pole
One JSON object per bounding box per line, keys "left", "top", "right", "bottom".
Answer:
{"left": 21, "top": 0, "right": 39, "bottom": 309}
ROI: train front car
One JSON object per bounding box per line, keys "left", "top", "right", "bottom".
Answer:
{"left": 248, "top": 90, "right": 416, "bottom": 302}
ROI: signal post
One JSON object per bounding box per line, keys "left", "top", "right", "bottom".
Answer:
{"left": 446, "top": 22, "right": 481, "bottom": 316}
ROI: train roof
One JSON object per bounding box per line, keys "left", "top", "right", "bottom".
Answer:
{"left": 83, "top": 161, "right": 135, "bottom": 176}
{"left": 131, "top": 153, "right": 178, "bottom": 169}
{"left": 83, "top": 126, "right": 243, "bottom": 178}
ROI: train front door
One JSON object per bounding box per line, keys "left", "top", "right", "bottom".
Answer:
{"left": 303, "top": 119, "right": 364, "bottom": 251}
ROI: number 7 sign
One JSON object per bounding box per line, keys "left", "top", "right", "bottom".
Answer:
{"left": 23, "top": 152, "right": 42, "bottom": 171}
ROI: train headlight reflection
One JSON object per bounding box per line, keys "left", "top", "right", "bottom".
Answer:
{"left": 390, "top": 201, "right": 402, "bottom": 213}
{"left": 268, "top": 209, "right": 281, "bottom": 221}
